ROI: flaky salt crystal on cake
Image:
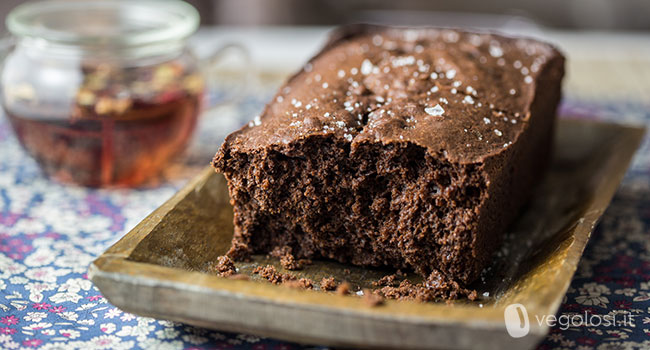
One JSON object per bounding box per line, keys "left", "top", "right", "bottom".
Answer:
{"left": 213, "top": 24, "right": 564, "bottom": 297}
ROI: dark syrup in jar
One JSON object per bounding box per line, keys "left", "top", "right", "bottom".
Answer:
{"left": 5, "top": 62, "right": 203, "bottom": 187}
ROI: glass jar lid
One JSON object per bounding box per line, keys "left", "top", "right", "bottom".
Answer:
{"left": 6, "top": 0, "right": 199, "bottom": 49}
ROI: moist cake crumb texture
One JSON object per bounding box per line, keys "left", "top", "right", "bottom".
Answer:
{"left": 212, "top": 255, "right": 237, "bottom": 277}
{"left": 374, "top": 270, "right": 478, "bottom": 302}
{"left": 252, "top": 265, "right": 295, "bottom": 284}
{"left": 213, "top": 24, "right": 565, "bottom": 295}
{"left": 335, "top": 282, "right": 351, "bottom": 296}
{"left": 272, "top": 245, "right": 313, "bottom": 270}
{"left": 284, "top": 278, "right": 315, "bottom": 290}
{"left": 320, "top": 277, "right": 338, "bottom": 291}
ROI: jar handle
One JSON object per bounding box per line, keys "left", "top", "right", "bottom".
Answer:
{"left": 199, "top": 43, "right": 254, "bottom": 110}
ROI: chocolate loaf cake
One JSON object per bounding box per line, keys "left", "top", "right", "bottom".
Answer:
{"left": 213, "top": 25, "right": 565, "bottom": 287}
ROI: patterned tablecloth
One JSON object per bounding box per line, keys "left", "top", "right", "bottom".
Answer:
{"left": 1, "top": 40, "right": 650, "bottom": 350}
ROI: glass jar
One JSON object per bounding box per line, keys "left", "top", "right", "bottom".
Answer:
{"left": 1, "top": 0, "right": 245, "bottom": 187}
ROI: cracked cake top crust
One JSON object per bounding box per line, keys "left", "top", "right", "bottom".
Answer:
{"left": 215, "top": 25, "right": 564, "bottom": 165}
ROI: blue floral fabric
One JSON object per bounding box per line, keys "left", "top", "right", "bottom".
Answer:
{"left": 0, "top": 96, "right": 649, "bottom": 350}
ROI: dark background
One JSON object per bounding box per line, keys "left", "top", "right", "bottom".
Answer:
{"left": 1, "top": 0, "right": 650, "bottom": 31}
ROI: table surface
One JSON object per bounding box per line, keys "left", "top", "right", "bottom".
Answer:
{"left": 1, "top": 26, "right": 650, "bottom": 350}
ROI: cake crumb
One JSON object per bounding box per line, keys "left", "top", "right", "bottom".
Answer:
{"left": 336, "top": 282, "right": 351, "bottom": 295}
{"left": 284, "top": 278, "right": 314, "bottom": 290}
{"left": 280, "top": 253, "right": 302, "bottom": 270}
{"left": 249, "top": 264, "right": 313, "bottom": 290}
{"left": 375, "top": 270, "right": 477, "bottom": 302}
{"left": 212, "top": 255, "right": 237, "bottom": 277}
{"left": 320, "top": 277, "right": 338, "bottom": 291}
{"left": 252, "top": 265, "right": 296, "bottom": 284}
{"left": 272, "top": 246, "right": 312, "bottom": 270}
{"left": 363, "top": 289, "right": 385, "bottom": 307}
{"left": 373, "top": 274, "right": 398, "bottom": 287}
{"left": 226, "top": 241, "right": 251, "bottom": 262}
{"left": 280, "top": 253, "right": 311, "bottom": 270}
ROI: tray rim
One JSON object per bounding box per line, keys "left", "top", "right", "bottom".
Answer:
{"left": 89, "top": 118, "right": 646, "bottom": 349}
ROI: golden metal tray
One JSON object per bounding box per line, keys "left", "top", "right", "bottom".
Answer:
{"left": 89, "top": 119, "right": 644, "bottom": 350}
